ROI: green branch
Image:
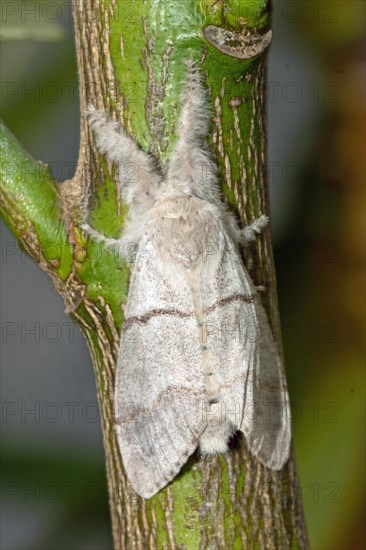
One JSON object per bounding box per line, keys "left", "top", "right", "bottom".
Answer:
{"left": 0, "top": 0, "right": 309, "bottom": 546}
{"left": 0, "top": 120, "right": 71, "bottom": 280}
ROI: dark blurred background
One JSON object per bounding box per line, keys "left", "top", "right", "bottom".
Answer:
{"left": 1, "top": 1, "right": 365, "bottom": 548}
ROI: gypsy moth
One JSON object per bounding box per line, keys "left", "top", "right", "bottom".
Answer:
{"left": 82, "top": 59, "right": 291, "bottom": 499}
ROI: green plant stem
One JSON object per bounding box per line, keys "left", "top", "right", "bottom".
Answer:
{"left": 0, "top": 0, "right": 308, "bottom": 547}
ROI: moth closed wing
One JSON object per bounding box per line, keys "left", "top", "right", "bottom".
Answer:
{"left": 82, "top": 60, "right": 291, "bottom": 499}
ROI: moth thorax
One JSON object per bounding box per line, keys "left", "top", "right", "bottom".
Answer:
{"left": 153, "top": 194, "right": 221, "bottom": 270}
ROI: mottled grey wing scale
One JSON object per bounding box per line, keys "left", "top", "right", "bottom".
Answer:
{"left": 114, "top": 237, "right": 205, "bottom": 498}
{"left": 200, "top": 231, "right": 291, "bottom": 470}
{"left": 241, "top": 301, "right": 291, "bottom": 469}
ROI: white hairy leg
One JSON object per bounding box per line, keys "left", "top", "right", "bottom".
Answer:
{"left": 87, "top": 105, "right": 161, "bottom": 217}
{"left": 81, "top": 223, "right": 120, "bottom": 249}
{"left": 167, "top": 60, "right": 221, "bottom": 205}
{"left": 239, "top": 214, "right": 269, "bottom": 243}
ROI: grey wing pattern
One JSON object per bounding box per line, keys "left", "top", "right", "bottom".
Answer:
{"left": 241, "top": 298, "right": 291, "bottom": 469}
{"left": 199, "top": 231, "right": 291, "bottom": 469}
{"left": 114, "top": 237, "right": 206, "bottom": 498}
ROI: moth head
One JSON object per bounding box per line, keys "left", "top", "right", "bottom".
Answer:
{"left": 166, "top": 175, "right": 195, "bottom": 197}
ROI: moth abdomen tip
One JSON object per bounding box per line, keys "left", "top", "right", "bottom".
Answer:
{"left": 208, "top": 398, "right": 219, "bottom": 405}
